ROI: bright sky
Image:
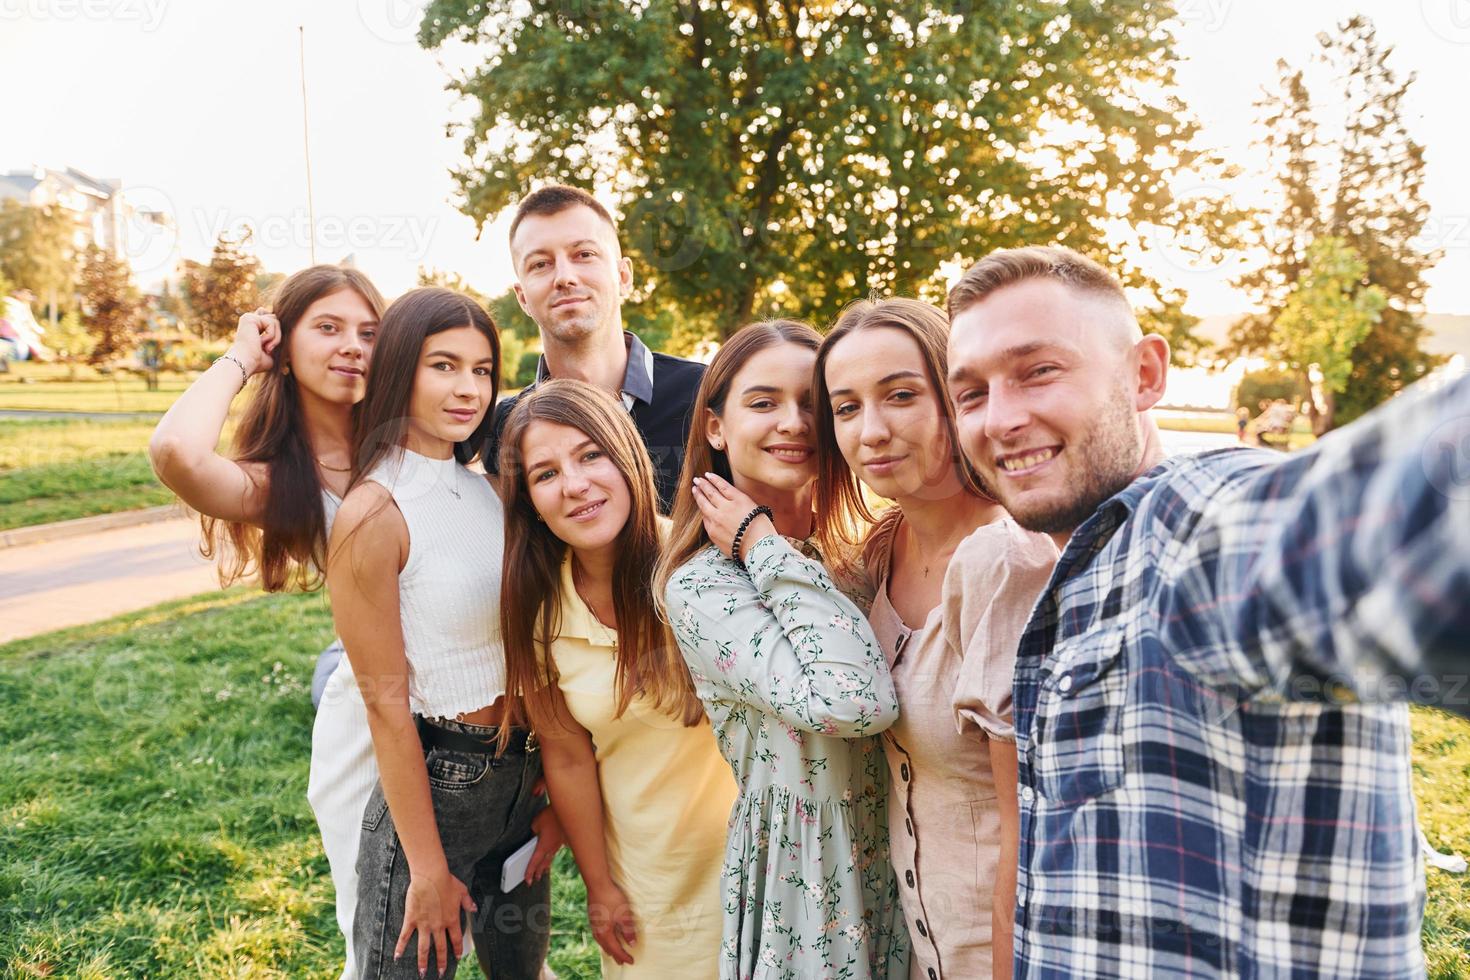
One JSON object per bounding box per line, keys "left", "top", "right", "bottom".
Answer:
{"left": 3, "top": 0, "right": 1468, "bottom": 317}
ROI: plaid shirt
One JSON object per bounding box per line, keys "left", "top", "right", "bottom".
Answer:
{"left": 1012, "top": 372, "right": 1470, "bottom": 979}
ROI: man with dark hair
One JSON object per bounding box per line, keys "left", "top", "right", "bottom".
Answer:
{"left": 945, "top": 244, "right": 1468, "bottom": 978}
{"left": 484, "top": 184, "right": 704, "bottom": 510}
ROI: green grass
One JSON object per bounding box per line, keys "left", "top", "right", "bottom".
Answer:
{"left": 0, "top": 591, "right": 1465, "bottom": 977}
{"left": 0, "top": 419, "right": 179, "bottom": 531}
{"left": 1414, "top": 706, "right": 1470, "bottom": 979}
{"left": 0, "top": 589, "right": 602, "bottom": 980}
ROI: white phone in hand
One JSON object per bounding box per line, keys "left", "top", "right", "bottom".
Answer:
{"left": 501, "top": 835, "right": 539, "bottom": 893}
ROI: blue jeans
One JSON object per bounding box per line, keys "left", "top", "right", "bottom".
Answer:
{"left": 353, "top": 719, "right": 551, "bottom": 979}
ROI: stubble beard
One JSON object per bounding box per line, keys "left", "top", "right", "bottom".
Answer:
{"left": 999, "top": 384, "right": 1144, "bottom": 537}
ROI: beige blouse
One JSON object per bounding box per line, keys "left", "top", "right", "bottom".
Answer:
{"left": 864, "top": 510, "right": 1058, "bottom": 980}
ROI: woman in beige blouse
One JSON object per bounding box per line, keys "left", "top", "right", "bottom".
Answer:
{"left": 813, "top": 298, "right": 1058, "bottom": 980}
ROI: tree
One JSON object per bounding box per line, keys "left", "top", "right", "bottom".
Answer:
{"left": 78, "top": 245, "right": 147, "bottom": 364}
{"left": 181, "top": 232, "right": 261, "bottom": 341}
{"left": 420, "top": 0, "right": 1223, "bottom": 353}
{"left": 1270, "top": 236, "right": 1384, "bottom": 435}
{"left": 0, "top": 200, "right": 78, "bottom": 326}
{"left": 47, "top": 310, "right": 97, "bottom": 379}
{"left": 1222, "top": 17, "right": 1442, "bottom": 428}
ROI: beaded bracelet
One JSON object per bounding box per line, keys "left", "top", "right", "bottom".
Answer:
{"left": 730, "top": 505, "right": 774, "bottom": 562}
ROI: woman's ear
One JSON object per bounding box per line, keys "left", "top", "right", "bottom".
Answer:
{"left": 704, "top": 411, "right": 726, "bottom": 452}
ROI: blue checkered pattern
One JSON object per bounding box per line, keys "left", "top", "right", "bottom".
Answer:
{"left": 1011, "top": 373, "right": 1470, "bottom": 978}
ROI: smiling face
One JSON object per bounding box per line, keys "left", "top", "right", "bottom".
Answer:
{"left": 521, "top": 419, "right": 632, "bottom": 556}
{"left": 511, "top": 204, "right": 632, "bottom": 349}
{"left": 946, "top": 278, "right": 1156, "bottom": 536}
{"left": 404, "top": 325, "right": 498, "bottom": 457}
{"left": 824, "top": 326, "right": 961, "bottom": 503}
{"left": 284, "top": 287, "right": 379, "bottom": 404}
{"left": 707, "top": 342, "right": 818, "bottom": 498}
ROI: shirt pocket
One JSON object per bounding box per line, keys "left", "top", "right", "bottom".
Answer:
{"left": 1032, "top": 624, "right": 1127, "bottom": 805}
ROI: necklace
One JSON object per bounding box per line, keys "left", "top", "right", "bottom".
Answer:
{"left": 315, "top": 457, "right": 351, "bottom": 473}
{"left": 447, "top": 463, "right": 462, "bottom": 499}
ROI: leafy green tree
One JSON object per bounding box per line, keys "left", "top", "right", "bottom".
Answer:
{"left": 1233, "top": 368, "right": 1298, "bottom": 415}
{"left": 1223, "top": 16, "right": 1442, "bottom": 427}
{"left": 181, "top": 232, "right": 261, "bottom": 341}
{"left": 0, "top": 200, "right": 78, "bottom": 325}
{"left": 47, "top": 310, "right": 97, "bottom": 379}
{"left": 1271, "top": 236, "right": 1384, "bottom": 435}
{"left": 79, "top": 245, "right": 147, "bottom": 364}
{"left": 420, "top": 0, "right": 1224, "bottom": 354}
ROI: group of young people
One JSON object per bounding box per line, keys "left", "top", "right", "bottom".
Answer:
{"left": 150, "top": 183, "right": 1469, "bottom": 980}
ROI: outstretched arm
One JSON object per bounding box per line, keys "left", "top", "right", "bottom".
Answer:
{"left": 1172, "top": 373, "right": 1470, "bottom": 714}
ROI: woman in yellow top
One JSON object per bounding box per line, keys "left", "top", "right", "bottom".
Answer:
{"left": 497, "top": 378, "right": 738, "bottom": 977}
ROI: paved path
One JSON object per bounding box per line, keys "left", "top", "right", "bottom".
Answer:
{"left": 0, "top": 427, "right": 1240, "bottom": 648}
{"left": 0, "top": 515, "right": 218, "bottom": 645}
{"left": 0, "top": 408, "right": 162, "bottom": 421}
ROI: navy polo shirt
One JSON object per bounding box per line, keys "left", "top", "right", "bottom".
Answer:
{"left": 482, "top": 332, "right": 705, "bottom": 513}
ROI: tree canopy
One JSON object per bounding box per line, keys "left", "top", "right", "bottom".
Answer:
{"left": 420, "top": 0, "right": 1220, "bottom": 355}
{"left": 1223, "top": 16, "right": 1442, "bottom": 428}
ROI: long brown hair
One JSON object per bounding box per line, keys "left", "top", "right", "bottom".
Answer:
{"left": 346, "top": 287, "right": 501, "bottom": 493}
{"left": 812, "top": 298, "right": 994, "bottom": 534}
{"left": 498, "top": 379, "right": 704, "bottom": 744}
{"left": 653, "top": 319, "right": 859, "bottom": 611}
{"left": 202, "top": 265, "right": 385, "bottom": 592}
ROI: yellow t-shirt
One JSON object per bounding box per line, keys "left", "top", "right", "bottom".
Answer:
{"left": 547, "top": 552, "right": 737, "bottom": 979}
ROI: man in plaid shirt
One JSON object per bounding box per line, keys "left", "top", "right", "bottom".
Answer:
{"left": 944, "top": 245, "right": 1468, "bottom": 978}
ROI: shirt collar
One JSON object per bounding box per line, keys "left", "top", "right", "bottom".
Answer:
{"left": 556, "top": 552, "right": 618, "bottom": 647}
{"left": 533, "top": 331, "right": 655, "bottom": 411}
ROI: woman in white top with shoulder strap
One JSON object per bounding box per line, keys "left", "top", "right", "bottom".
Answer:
{"left": 327, "top": 288, "right": 564, "bottom": 980}
{"left": 148, "top": 266, "right": 386, "bottom": 979}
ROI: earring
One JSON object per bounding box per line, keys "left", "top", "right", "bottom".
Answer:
{"left": 282, "top": 364, "right": 291, "bottom": 376}
{"left": 711, "top": 440, "right": 724, "bottom": 451}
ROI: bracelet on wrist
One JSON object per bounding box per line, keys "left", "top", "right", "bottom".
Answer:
{"left": 730, "top": 505, "right": 774, "bottom": 562}
{"left": 216, "top": 353, "right": 249, "bottom": 390}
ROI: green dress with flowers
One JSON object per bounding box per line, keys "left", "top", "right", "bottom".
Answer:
{"left": 665, "top": 533, "right": 911, "bottom": 980}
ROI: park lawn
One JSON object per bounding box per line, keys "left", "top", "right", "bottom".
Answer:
{"left": 0, "top": 419, "right": 179, "bottom": 531}
{"left": 0, "top": 589, "right": 602, "bottom": 980}
{"left": 0, "top": 378, "right": 186, "bottom": 414}
{"left": 0, "top": 591, "right": 1467, "bottom": 978}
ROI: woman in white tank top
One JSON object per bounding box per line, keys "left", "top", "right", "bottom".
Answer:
{"left": 149, "top": 267, "right": 385, "bottom": 978}
{"left": 327, "top": 288, "right": 562, "bottom": 980}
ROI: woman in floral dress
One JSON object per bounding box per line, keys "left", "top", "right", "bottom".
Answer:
{"left": 655, "top": 320, "right": 910, "bottom": 980}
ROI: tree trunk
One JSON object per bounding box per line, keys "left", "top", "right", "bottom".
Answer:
{"left": 1315, "top": 387, "right": 1336, "bottom": 437}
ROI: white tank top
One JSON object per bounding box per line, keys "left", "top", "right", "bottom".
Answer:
{"left": 363, "top": 447, "right": 507, "bottom": 718}
{"left": 323, "top": 488, "right": 342, "bottom": 538}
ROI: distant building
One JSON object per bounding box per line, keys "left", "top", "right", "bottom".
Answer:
{"left": 0, "top": 165, "right": 177, "bottom": 276}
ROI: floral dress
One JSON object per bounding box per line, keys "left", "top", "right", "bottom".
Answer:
{"left": 665, "top": 533, "right": 911, "bottom": 980}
